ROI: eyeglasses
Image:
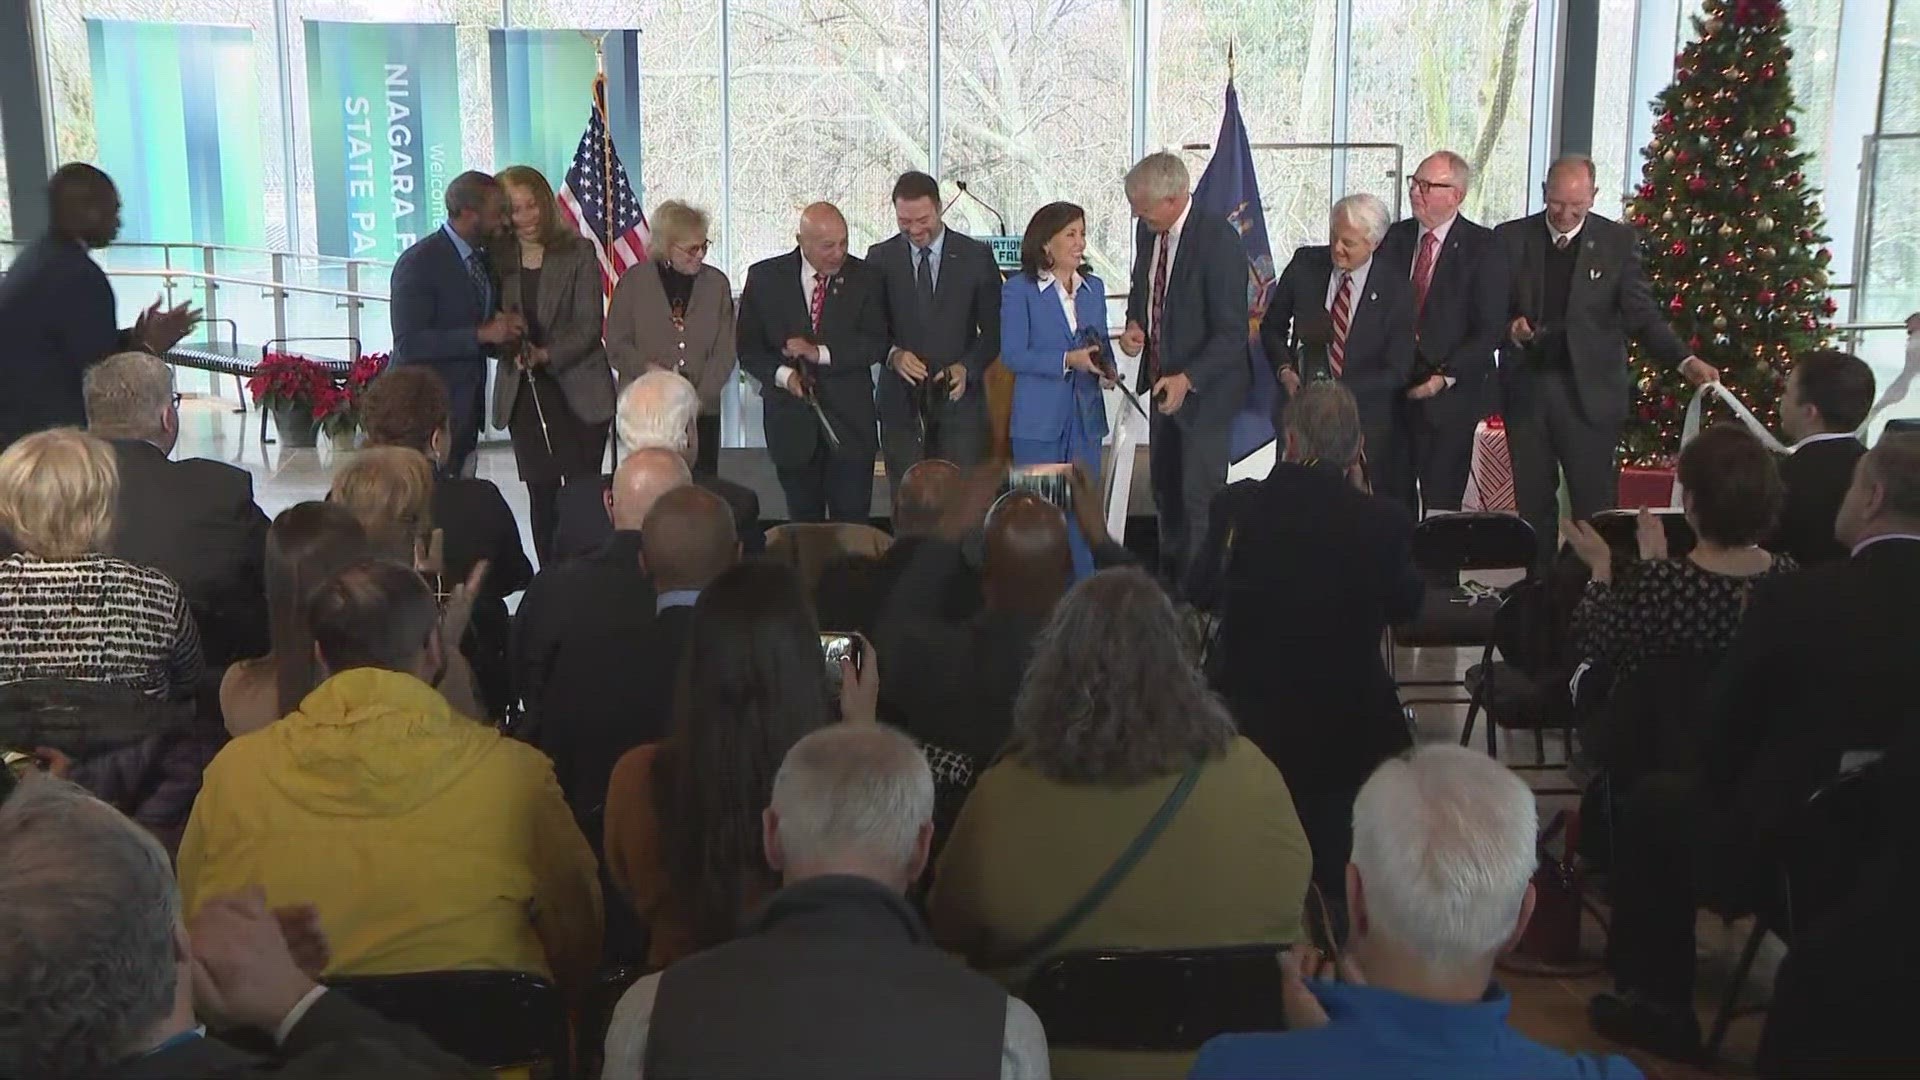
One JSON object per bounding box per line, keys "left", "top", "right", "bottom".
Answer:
{"left": 1407, "top": 177, "right": 1458, "bottom": 195}
{"left": 675, "top": 241, "right": 711, "bottom": 256}
{"left": 170, "top": 392, "right": 183, "bottom": 408}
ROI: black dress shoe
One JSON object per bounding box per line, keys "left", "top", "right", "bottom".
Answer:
{"left": 1588, "top": 990, "right": 1704, "bottom": 1064}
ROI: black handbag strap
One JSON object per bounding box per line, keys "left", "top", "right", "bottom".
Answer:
{"left": 1003, "top": 760, "right": 1206, "bottom": 970}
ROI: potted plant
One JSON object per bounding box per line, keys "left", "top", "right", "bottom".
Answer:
{"left": 248, "top": 353, "right": 336, "bottom": 448}
{"left": 322, "top": 352, "right": 391, "bottom": 446}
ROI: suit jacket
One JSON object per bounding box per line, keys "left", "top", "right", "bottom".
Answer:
{"left": 515, "top": 530, "right": 652, "bottom": 734}
{"left": 604, "top": 261, "right": 738, "bottom": 414}
{"left": 1196, "top": 462, "right": 1424, "bottom": 798}
{"left": 1769, "top": 436, "right": 1865, "bottom": 567}
{"left": 492, "top": 234, "right": 616, "bottom": 429}
{"left": 1376, "top": 215, "right": 1507, "bottom": 415}
{"left": 0, "top": 233, "right": 136, "bottom": 442}
{"left": 735, "top": 251, "right": 889, "bottom": 465}
{"left": 431, "top": 475, "right": 534, "bottom": 718}
{"left": 1125, "top": 207, "right": 1251, "bottom": 427}
{"left": 1697, "top": 536, "right": 1920, "bottom": 841}
{"left": 106, "top": 439, "right": 270, "bottom": 666}
{"left": 1260, "top": 248, "right": 1417, "bottom": 435}
{"left": 865, "top": 231, "right": 1002, "bottom": 439}
{"left": 998, "top": 271, "right": 1112, "bottom": 445}
{"left": 1493, "top": 211, "right": 1688, "bottom": 420}
{"left": 548, "top": 472, "right": 762, "bottom": 563}
{"left": 389, "top": 228, "right": 496, "bottom": 388}
{"left": 97, "top": 990, "right": 485, "bottom": 1079}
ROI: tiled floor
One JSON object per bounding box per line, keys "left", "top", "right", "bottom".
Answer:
{"left": 177, "top": 394, "right": 1761, "bottom": 1078}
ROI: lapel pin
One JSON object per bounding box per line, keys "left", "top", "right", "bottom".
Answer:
{"left": 1369, "top": 291, "right": 1378, "bottom": 301}
{"left": 1589, "top": 269, "right": 1603, "bottom": 280}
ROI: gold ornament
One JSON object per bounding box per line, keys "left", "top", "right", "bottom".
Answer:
{"left": 1662, "top": 209, "right": 1677, "bottom": 223}
{"left": 1757, "top": 245, "right": 1777, "bottom": 261}
{"left": 1756, "top": 215, "right": 1775, "bottom": 233}
{"left": 1718, "top": 221, "right": 1736, "bottom": 238}
{"left": 1699, "top": 278, "right": 1716, "bottom": 294}
{"left": 1713, "top": 315, "right": 1729, "bottom": 330}
{"left": 1664, "top": 148, "right": 1678, "bottom": 163}
{"left": 1704, "top": 16, "right": 1723, "bottom": 32}
{"left": 1744, "top": 129, "right": 1760, "bottom": 141}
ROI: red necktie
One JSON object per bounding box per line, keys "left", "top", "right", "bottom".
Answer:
{"left": 1329, "top": 271, "right": 1353, "bottom": 378}
{"left": 1412, "top": 232, "right": 1438, "bottom": 316}
{"left": 809, "top": 272, "right": 828, "bottom": 334}
{"left": 1148, "top": 236, "right": 1170, "bottom": 382}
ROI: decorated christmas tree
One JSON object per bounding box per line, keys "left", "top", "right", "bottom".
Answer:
{"left": 1623, "top": 0, "right": 1835, "bottom": 465}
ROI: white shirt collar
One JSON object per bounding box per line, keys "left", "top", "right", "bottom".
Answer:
{"left": 1165, "top": 197, "right": 1193, "bottom": 241}
{"left": 1548, "top": 216, "right": 1586, "bottom": 247}
{"left": 1419, "top": 214, "right": 1458, "bottom": 248}
{"left": 1790, "top": 431, "right": 1860, "bottom": 451}
{"left": 801, "top": 254, "right": 834, "bottom": 281}
{"left": 1037, "top": 269, "right": 1083, "bottom": 295}
{"left": 1852, "top": 534, "right": 1920, "bottom": 557}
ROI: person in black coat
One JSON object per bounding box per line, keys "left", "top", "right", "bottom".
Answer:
{"left": 548, "top": 370, "right": 762, "bottom": 562}
{"left": 1772, "top": 349, "right": 1875, "bottom": 566}
{"left": 1592, "top": 435, "right": 1920, "bottom": 1062}
{"left": 868, "top": 172, "right": 1004, "bottom": 487}
{"left": 0, "top": 164, "right": 199, "bottom": 448}
{"left": 84, "top": 352, "right": 270, "bottom": 666}
{"left": 1376, "top": 151, "right": 1509, "bottom": 512}
{"left": 736, "top": 203, "right": 889, "bottom": 524}
{"left": 388, "top": 170, "right": 526, "bottom": 476}
{"left": 1119, "top": 152, "right": 1251, "bottom": 583}
{"left": 1191, "top": 381, "right": 1424, "bottom": 906}
{"left": 1262, "top": 193, "right": 1417, "bottom": 508}
{"left": 1495, "top": 156, "right": 1718, "bottom": 567}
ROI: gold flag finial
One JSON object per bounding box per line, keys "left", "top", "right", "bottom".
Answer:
{"left": 1228, "top": 39, "right": 1236, "bottom": 82}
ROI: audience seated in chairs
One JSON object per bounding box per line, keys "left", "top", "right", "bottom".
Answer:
{"left": 879, "top": 467, "right": 1129, "bottom": 766}
{"left": 0, "top": 778, "right": 485, "bottom": 1080}
{"left": 602, "top": 723, "right": 1050, "bottom": 1079}
{"left": 1191, "top": 745, "right": 1645, "bottom": 1080}
{"left": 515, "top": 446, "right": 689, "bottom": 761}
{"left": 602, "top": 561, "right": 880, "bottom": 970}
{"left": 327, "top": 446, "right": 485, "bottom": 720}
{"left": 219, "top": 502, "right": 370, "bottom": 737}
{"left": 815, "top": 458, "right": 973, "bottom": 636}
{"left": 0, "top": 428, "right": 213, "bottom": 848}
{"left": 1591, "top": 434, "right": 1920, "bottom": 1062}
{"left": 177, "top": 558, "right": 602, "bottom": 989}
{"left": 85, "top": 351, "right": 271, "bottom": 667}
{"left": 359, "top": 365, "right": 532, "bottom": 719}
{"left": 1771, "top": 349, "right": 1874, "bottom": 567}
{"left": 1190, "top": 381, "right": 1423, "bottom": 910}
{"left": 552, "top": 370, "right": 762, "bottom": 561}
{"left": 930, "top": 566, "right": 1313, "bottom": 1080}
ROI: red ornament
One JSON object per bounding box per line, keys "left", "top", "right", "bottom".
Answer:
{"left": 1733, "top": 184, "right": 1750, "bottom": 200}
{"left": 1688, "top": 175, "right": 1710, "bottom": 194}
{"left": 1637, "top": 182, "right": 1657, "bottom": 200}
{"left": 1632, "top": 213, "right": 1653, "bottom": 228}
{"left": 1669, "top": 295, "right": 1687, "bottom": 314}
{"left": 1823, "top": 297, "right": 1839, "bottom": 315}
{"left": 1762, "top": 156, "right": 1779, "bottom": 170}
{"left": 1675, "top": 149, "right": 1693, "bottom": 166}
{"left": 1787, "top": 171, "right": 1804, "bottom": 186}
{"left": 1784, "top": 280, "right": 1802, "bottom": 295}
{"left": 1781, "top": 117, "right": 1796, "bottom": 136}
{"left": 1689, "top": 335, "right": 1704, "bottom": 351}
{"left": 1669, "top": 241, "right": 1690, "bottom": 257}
{"left": 1816, "top": 247, "right": 1833, "bottom": 264}
{"left": 1801, "top": 315, "right": 1819, "bottom": 330}
{"left": 1722, "top": 251, "right": 1744, "bottom": 268}
{"left": 1759, "top": 62, "right": 1778, "bottom": 79}
{"left": 1757, "top": 289, "right": 1776, "bottom": 305}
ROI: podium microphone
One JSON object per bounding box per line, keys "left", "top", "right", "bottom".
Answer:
{"left": 948, "top": 180, "right": 1009, "bottom": 237}
{"left": 1295, "top": 310, "right": 1335, "bottom": 383}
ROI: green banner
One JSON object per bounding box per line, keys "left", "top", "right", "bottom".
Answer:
{"left": 305, "top": 21, "right": 461, "bottom": 261}
{"left": 488, "top": 30, "right": 643, "bottom": 201}
{"left": 86, "top": 19, "right": 265, "bottom": 245}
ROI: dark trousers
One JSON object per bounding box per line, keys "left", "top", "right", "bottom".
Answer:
{"left": 511, "top": 373, "right": 610, "bottom": 567}
{"left": 1606, "top": 773, "right": 1763, "bottom": 1008}
{"left": 436, "top": 362, "right": 488, "bottom": 478}
{"left": 1404, "top": 388, "right": 1481, "bottom": 512}
{"left": 777, "top": 442, "right": 874, "bottom": 524}
{"left": 879, "top": 378, "right": 989, "bottom": 496}
{"left": 695, "top": 413, "right": 721, "bottom": 479}
{"left": 1150, "top": 410, "right": 1230, "bottom": 590}
{"left": 1505, "top": 367, "right": 1624, "bottom": 568}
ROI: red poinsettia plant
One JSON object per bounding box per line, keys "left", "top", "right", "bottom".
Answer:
{"left": 248, "top": 351, "right": 391, "bottom": 438}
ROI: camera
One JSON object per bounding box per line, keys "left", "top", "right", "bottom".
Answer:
{"left": 1006, "top": 463, "right": 1074, "bottom": 513}
{"left": 820, "top": 632, "right": 864, "bottom": 696}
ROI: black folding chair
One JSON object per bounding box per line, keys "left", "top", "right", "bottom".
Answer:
{"left": 1023, "top": 945, "right": 1290, "bottom": 1051}
{"left": 325, "top": 970, "right": 570, "bottom": 1077}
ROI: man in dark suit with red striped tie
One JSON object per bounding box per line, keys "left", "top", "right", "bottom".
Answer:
{"left": 1261, "top": 194, "right": 1417, "bottom": 504}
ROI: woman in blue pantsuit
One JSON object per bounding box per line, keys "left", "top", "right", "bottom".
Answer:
{"left": 1000, "top": 201, "right": 1113, "bottom": 579}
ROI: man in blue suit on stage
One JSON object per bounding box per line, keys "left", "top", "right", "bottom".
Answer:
{"left": 1120, "top": 151, "right": 1250, "bottom": 586}
{"left": 389, "top": 171, "right": 525, "bottom": 476}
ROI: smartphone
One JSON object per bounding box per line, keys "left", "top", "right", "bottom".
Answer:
{"left": 1007, "top": 463, "right": 1074, "bottom": 513}
{"left": 820, "top": 632, "right": 864, "bottom": 695}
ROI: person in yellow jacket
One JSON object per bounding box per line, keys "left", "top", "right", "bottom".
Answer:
{"left": 178, "top": 558, "right": 602, "bottom": 988}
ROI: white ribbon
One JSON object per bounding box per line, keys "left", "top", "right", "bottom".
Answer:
{"left": 1672, "top": 380, "right": 1789, "bottom": 508}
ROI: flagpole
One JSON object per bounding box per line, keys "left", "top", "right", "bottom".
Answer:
{"left": 594, "top": 38, "right": 615, "bottom": 290}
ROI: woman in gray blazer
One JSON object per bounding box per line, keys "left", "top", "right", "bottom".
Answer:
{"left": 605, "top": 200, "right": 736, "bottom": 477}
{"left": 493, "top": 165, "right": 616, "bottom": 563}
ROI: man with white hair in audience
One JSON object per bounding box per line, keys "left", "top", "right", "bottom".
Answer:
{"left": 1261, "top": 192, "right": 1417, "bottom": 508}
{"left": 549, "top": 369, "right": 760, "bottom": 561}
{"left": 0, "top": 779, "right": 482, "bottom": 1079}
{"left": 1191, "top": 744, "right": 1644, "bottom": 1079}
{"left": 84, "top": 350, "right": 270, "bottom": 664}
{"left": 601, "top": 722, "right": 1050, "bottom": 1079}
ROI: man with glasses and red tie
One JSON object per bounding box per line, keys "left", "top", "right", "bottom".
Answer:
{"left": 1376, "top": 151, "right": 1509, "bottom": 513}
{"left": 1262, "top": 193, "right": 1417, "bottom": 505}
{"left": 736, "top": 202, "right": 888, "bottom": 523}
{"left": 1495, "top": 155, "right": 1718, "bottom": 568}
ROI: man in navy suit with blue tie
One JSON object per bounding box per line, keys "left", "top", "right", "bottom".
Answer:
{"left": 389, "top": 171, "right": 525, "bottom": 476}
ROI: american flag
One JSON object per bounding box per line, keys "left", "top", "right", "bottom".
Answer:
{"left": 558, "top": 73, "right": 648, "bottom": 298}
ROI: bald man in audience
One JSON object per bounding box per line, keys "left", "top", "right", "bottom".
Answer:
{"left": 635, "top": 484, "right": 742, "bottom": 734}
{"left": 736, "top": 202, "right": 889, "bottom": 523}
{"left": 879, "top": 469, "right": 1133, "bottom": 764}
{"left": 514, "top": 447, "right": 691, "bottom": 765}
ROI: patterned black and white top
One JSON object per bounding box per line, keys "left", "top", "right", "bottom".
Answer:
{"left": 1572, "top": 553, "right": 1797, "bottom": 679}
{"left": 0, "top": 553, "right": 203, "bottom": 699}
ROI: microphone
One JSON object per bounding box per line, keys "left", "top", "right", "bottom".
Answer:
{"left": 1295, "top": 310, "right": 1334, "bottom": 383}
{"left": 950, "top": 180, "right": 1009, "bottom": 237}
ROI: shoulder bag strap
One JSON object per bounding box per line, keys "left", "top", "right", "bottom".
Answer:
{"left": 1000, "top": 759, "right": 1206, "bottom": 970}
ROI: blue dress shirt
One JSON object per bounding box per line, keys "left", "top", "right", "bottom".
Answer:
{"left": 441, "top": 221, "right": 492, "bottom": 314}
{"left": 1190, "top": 982, "right": 1643, "bottom": 1080}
